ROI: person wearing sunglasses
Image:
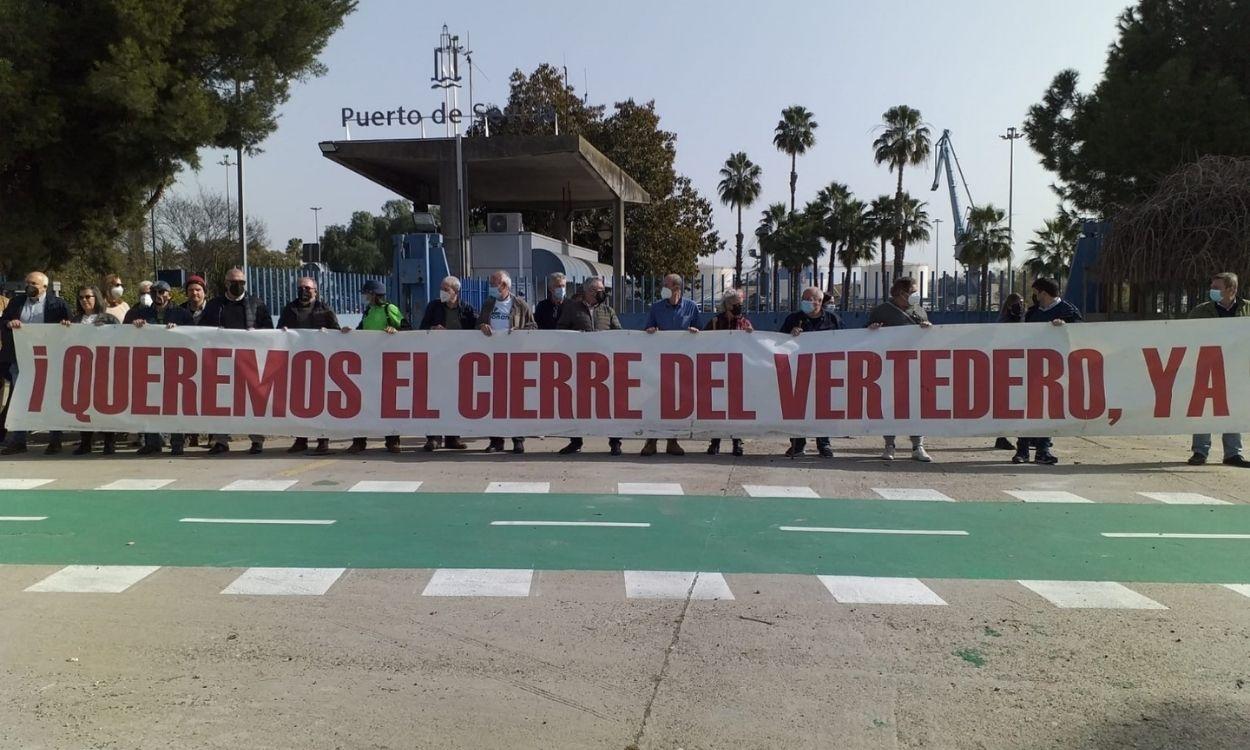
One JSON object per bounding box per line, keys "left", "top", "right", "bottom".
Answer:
{"left": 60, "top": 286, "right": 121, "bottom": 455}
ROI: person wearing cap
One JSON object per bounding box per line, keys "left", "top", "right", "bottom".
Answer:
{"left": 181, "top": 275, "right": 209, "bottom": 325}
{"left": 199, "top": 267, "right": 273, "bottom": 455}
{"left": 345, "top": 279, "right": 409, "bottom": 453}
{"left": 124, "top": 281, "right": 194, "bottom": 455}
{"left": 278, "top": 277, "right": 345, "bottom": 455}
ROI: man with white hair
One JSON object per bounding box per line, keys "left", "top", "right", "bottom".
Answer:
{"left": 778, "top": 285, "right": 843, "bottom": 458}
{"left": 556, "top": 275, "right": 624, "bottom": 455}
{"left": 419, "top": 275, "right": 477, "bottom": 451}
{"left": 277, "top": 277, "right": 344, "bottom": 454}
{"left": 1, "top": 271, "right": 71, "bottom": 454}
{"left": 703, "top": 288, "right": 754, "bottom": 456}
{"left": 534, "top": 272, "right": 567, "bottom": 330}
{"left": 478, "top": 270, "right": 537, "bottom": 453}
{"left": 641, "top": 273, "right": 700, "bottom": 456}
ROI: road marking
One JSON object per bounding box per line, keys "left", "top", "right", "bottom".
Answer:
{"left": 0, "top": 516, "right": 47, "bottom": 522}
{"left": 0, "top": 479, "right": 54, "bottom": 490}
{"left": 1018, "top": 580, "right": 1167, "bottom": 609}
{"left": 485, "top": 482, "right": 550, "bottom": 494}
{"left": 491, "top": 521, "right": 651, "bottom": 528}
{"left": 275, "top": 457, "right": 339, "bottom": 478}
{"left": 618, "top": 482, "right": 684, "bottom": 495}
{"left": 872, "top": 488, "right": 955, "bottom": 502}
{"left": 1005, "top": 490, "right": 1094, "bottom": 503}
{"left": 1138, "top": 492, "right": 1229, "bottom": 506}
{"left": 221, "top": 567, "right": 346, "bottom": 596}
{"left": 348, "top": 480, "right": 424, "bottom": 493}
{"left": 780, "top": 526, "right": 968, "bottom": 536}
{"left": 818, "top": 575, "right": 947, "bottom": 605}
{"left": 1101, "top": 532, "right": 1250, "bottom": 540}
{"left": 221, "top": 479, "right": 298, "bottom": 492}
{"left": 96, "top": 479, "right": 175, "bottom": 491}
{"left": 623, "top": 571, "right": 734, "bottom": 600}
{"left": 179, "top": 518, "right": 336, "bottom": 525}
{"left": 742, "top": 485, "right": 819, "bottom": 498}
{"left": 25, "top": 565, "right": 160, "bottom": 593}
{"left": 422, "top": 568, "right": 533, "bottom": 597}
{"left": 1224, "top": 584, "right": 1250, "bottom": 599}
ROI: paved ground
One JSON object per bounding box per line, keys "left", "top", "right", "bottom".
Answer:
{"left": 2, "top": 434, "right": 1250, "bottom": 749}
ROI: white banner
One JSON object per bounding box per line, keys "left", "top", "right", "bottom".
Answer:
{"left": 8, "top": 320, "right": 1249, "bottom": 439}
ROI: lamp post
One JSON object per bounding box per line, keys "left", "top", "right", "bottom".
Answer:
{"left": 218, "top": 154, "right": 235, "bottom": 242}
{"left": 933, "top": 217, "right": 943, "bottom": 310}
{"left": 1000, "top": 126, "right": 1025, "bottom": 295}
{"left": 310, "top": 206, "right": 323, "bottom": 263}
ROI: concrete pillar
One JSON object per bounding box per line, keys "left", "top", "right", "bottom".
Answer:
{"left": 612, "top": 197, "right": 626, "bottom": 311}
{"left": 438, "top": 141, "right": 466, "bottom": 276}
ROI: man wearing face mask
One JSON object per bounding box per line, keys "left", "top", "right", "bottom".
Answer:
{"left": 867, "top": 277, "right": 934, "bottom": 462}
{"left": 199, "top": 268, "right": 274, "bottom": 455}
{"left": 478, "top": 271, "right": 537, "bottom": 454}
{"left": 779, "top": 286, "right": 843, "bottom": 458}
{"left": 125, "top": 281, "right": 195, "bottom": 455}
{"left": 534, "top": 272, "right": 567, "bottom": 330}
{"left": 1185, "top": 272, "right": 1250, "bottom": 467}
{"left": 419, "top": 275, "right": 477, "bottom": 451}
{"left": 704, "top": 288, "right": 754, "bottom": 457}
{"left": 278, "top": 278, "right": 344, "bottom": 455}
{"left": 137, "top": 280, "right": 154, "bottom": 309}
{"left": 346, "top": 279, "right": 409, "bottom": 453}
{"left": 556, "top": 276, "right": 624, "bottom": 455}
{"left": 1, "top": 271, "right": 71, "bottom": 455}
{"left": 642, "top": 273, "right": 700, "bottom": 456}
{"left": 1012, "top": 277, "right": 1082, "bottom": 466}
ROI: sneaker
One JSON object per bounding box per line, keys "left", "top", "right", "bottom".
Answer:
{"left": 707, "top": 439, "right": 721, "bottom": 456}
{"left": 994, "top": 437, "right": 1016, "bottom": 451}
{"left": 422, "top": 438, "right": 438, "bottom": 452}
{"left": 248, "top": 442, "right": 264, "bottom": 455}
{"left": 665, "top": 440, "right": 685, "bottom": 456}
{"left": 608, "top": 439, "right": 622, "bottom": 457}
{"left": 287, "top": 438, "right": 308, "bottom": 453}
{"left": 1188, "top": 452, "right": 1208, "bottom": 466}
{"left": 731, "top": 439, "right": 744, "bottom": 457}
{"left": 0, "top": 443, "right": 27, "bottom": 455}
{"left": 558, "top": 439, "right": 583, "bottom": 455}
{"left": 346, "top": 439, "right": 367, "bottom": 454}
{"left": 1223, "top": 455, "right": 1250, "bottom": 468}
{"left": 313, "top": 439, "right": 331, "bottom": 455}
{"left": 784, "top": 442, "right": 804, "bottom": 458}
{"left": 1011, "top": 451, "right": 1029, "bottom": 464}
{"left": 484, "top": 439, "right": 504, "bottom": 453}
{"left": 1035, "top": 451, "right": 1059, "bottom": 466}
{"left": 208, "top": 443, "right": 229, "bottom": 455}
{"left": 640, "top": 439, "right": 657, "bottom": 457}
{"left": 881, "top": 445, "right": 896, "bottom": 461}
{"left": 818, "top": 445, "right": 834, "bottom": 459}
{"left": 912, "top": 447, "right": 933, "bottom": 463}
{"left": 512, "top": 439, "right": 525, "bottom": 455}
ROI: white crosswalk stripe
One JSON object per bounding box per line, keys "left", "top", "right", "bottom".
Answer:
{"left": 818, "top": 575, "right": 947, "bottom": 605}
{"left": 348, "top": 481, "right": 423, "bottom": 493}
{"left": 25, "top": 565, "right": 160, "bottom": 593}
{"left": 618, "top": 482, "right": 684, "bottom": 495}
{"left": 1018, "top": 580, "right": 1166, "bottom": 609}
{"left": 742, "top": 485, "right": 819, "bottom": 498}
{"left": 222, "top": 568, "right": 346, "bottom": 596}
{"left": 872, "top": 488, "right": 955, "bottom": 502}
{"left": 623, "top": 571, "right": 734, "bottom": 600}
{"left": 1223, "top": 584, "right": 1250, "bottom": 600}
{"left": 485, "top": 482, "right": 550, "bottom": 494}
{"left": 221, "top": 479, "right": 298, "bottom": 492}
{"left": 0, "top": 479, "right": 54, "bottom": 490}
{"left": 96, "top": 479, "right": 175, "bottom": 491}
{"left": 1005, "top": 491, "right": 1093, "bottom": 503}
{"left": 1139, "top": 492, "right": 1229, "bottom": 505}
{"left": 422, "top": 568, "right": 533, "bottom": 597}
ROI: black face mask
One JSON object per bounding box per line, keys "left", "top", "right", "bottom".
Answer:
{"left": 1031, "top": 294, "right": 1039, "bottom": 306}
{"left": 25, "top": 285, "right": 39, "bottom": 297}
{"left": 594, "top": 290, "right": 607, "bottom": 304}
{"left": 1010, "top": 304, "right": 1023, "bottom": 317}
{"left": 298, "top": 289, "right": 313, "bottom": 303}
{"left": 227, "top": 281, "right": 246, "bottom": 296}
{"left": 729, "top": 304, "right": 743, "bottom": 316}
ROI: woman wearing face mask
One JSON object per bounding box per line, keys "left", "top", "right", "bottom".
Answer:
{"left": 60, "top": 286, "right": 121, "bottom": 454}
{"left": 779, "top": 286, "right": 843, "bottom": 458}
{"left": 991, "top": 293, "right": 1027, "bottom": 450}
{"left": 102, "top": 274, "right": 129, "bottom": 320}
{"left": 866, "top": 277, "right": 934, "bottom": 462}
{"left": 704, "top": 289, "right": 754, "bottom": 457}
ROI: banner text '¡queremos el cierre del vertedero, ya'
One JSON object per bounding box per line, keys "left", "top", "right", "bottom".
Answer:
{"left": 8, "top": 320, "right": 1248, "bottom": 439}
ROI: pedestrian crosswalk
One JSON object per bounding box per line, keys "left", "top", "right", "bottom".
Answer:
{"left": 11, "top": 564, "right": 1230, "bottom": 611}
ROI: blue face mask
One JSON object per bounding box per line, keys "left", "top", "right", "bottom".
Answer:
{"left": 800, "top": 300, "right": 817, "bottom": 314}
{"left": 489, "top": 286, "right": 503, "bottom": 300}
{"left": 1210, "top": 288, "right": 1224, "bottom": 303}
{"left": 552, "top": 286, "right": 566, "bottom": 301}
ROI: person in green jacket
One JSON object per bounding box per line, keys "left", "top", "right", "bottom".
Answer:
{"left": 1187, "top": 271, "right": 1250, "bottom": 467}
{"left": 348, "top": 279, "right": 409, "bottom": 453}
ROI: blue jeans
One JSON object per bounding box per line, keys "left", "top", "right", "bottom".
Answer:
{"left": 5, "top": 363, "right": 62, "bottom": 446}
{"left": 1191, "top": 433, "right": 1242, "bottom": 460}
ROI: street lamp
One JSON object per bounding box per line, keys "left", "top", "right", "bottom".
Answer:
{"left": 933, "top": 217, "right": 943, "bottom": 309}
{"left": 1000, "top": 126, "right": 1025, "bottom": 296}
{"left": 218, "top": 154, "right": 235, "bottom": 242}
{"left": 310, "top": 206, "right": 323, "bottom": 263}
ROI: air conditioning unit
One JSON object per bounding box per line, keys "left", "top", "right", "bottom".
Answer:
{"left": 487, "top": 212, "right": 523, "bottom": 233}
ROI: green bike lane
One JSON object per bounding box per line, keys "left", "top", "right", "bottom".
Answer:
{"left": 1, "top": 489, "right": 1248, "bottom": 583}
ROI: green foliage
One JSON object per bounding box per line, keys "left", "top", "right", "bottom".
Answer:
{"left": 316, "top": 199, "right": 416, "bottom": 274}
{"left": 1026, "top": 0, "right": 1250, "bottom": 213}
{"left": 0, "top": 0, "right": 356, "bottom": 278}
{"left": 766, "top": 211, "right": 822, "bottom": 304}
{"left": 873, "top": 105, "right": 932, "bottom": 277}
{"left": 773, "top": 106, "right": 818, "bottom": 211}
{"left": 1024, "top": 210, "right": 1081, "bottom": 282}
{"left": 961, "top": 204, "right": 1012, "bottom": 310}
{"left": 717, "top": 152, "right": 763, "bottom": 285}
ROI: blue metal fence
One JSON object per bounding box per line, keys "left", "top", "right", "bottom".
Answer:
{"left": 248, "top": 267, "right": 389, "bottom": 319}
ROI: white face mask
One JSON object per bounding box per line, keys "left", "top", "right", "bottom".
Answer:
{"left": 139, "top": 293, "right": 152, "bottom": 306}
{"left": 439, "top": 290, "right": 453, "bottom": 304}
{"left": 907, "top": 292, "right": 921, "bottom": 307}
{"left": 361, "top": 294, "right": 373, "bottom": 306}
{"left": 110, "top": 286, "right": 124, "bottom": 299}
{"left": 823, "top": 303, "right": 837, "bottom": 314}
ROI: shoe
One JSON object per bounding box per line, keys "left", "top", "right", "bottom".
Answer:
{"left": 248, "top": 442, "right": 263, "bottom": 455}
{"left": 1011, "top": 451, "right": 1029, "bottom": 464}
{"left": 73, "top": 443, "right": 91, "bottom": 456}
{"left": 136, "top": 445, "right": 160, "bottom": 456}
{"left": 170, "top": 445, "right": 184, "bottom": 456}
{"left": 385, "top": 440, "right": 401, "bottom": 454}
{"left": 707, "top": 439, "right": 720, "bottom": 456}
{"left": 346, "top": 439, "right": 367, "bottom": 454}
{"left": 1035, "top": 451, "right": 1059, "bottom": 465}
{"left": 785, "top": 442, "right": 803, "bottom": 458}
{"left": 609, "top": 439, "right": 622, "bottom": 457}
{"left": 665, "top": 440, "right": 684, "bottom": 456}
{"left": 912, "top": 447, "right": 933, "bottom": 463}
{"left": 1188, "top": 452, "right": 1207, "bottom": 466}
{"left": 188, "top": 435, "right": 200, "bottom": 448}
{"left": 445, "top": 437, "right": 468, "bottom": 450}
{"left": 640, "top": 439, "right": 657, "bottom": 456}
{"left": 102, "top": 443, "right": 116, "bottom": 456}
{"left": 1223, "top": 455, "right": 1250, "bottom": 468}
{"left": 287, "top": 438, "right": 308, "bottom": 453}
{"left": 313, "top": 439, "right": 330, "bottom": 455}
{"left": 558, "top": 439, "right": 583, "bottom": 455}
{"left": 731, "top": 439, "right": 744, "bottom": 457}
{"left": 208, "top": 443, "right": 229, "bottom": 455}
{"left": 44, "top": 441, "right": 62, "bottom": 456}
{"left": 881, "top": 445, "right": 896, "bottom": 461}
{"left": 818, "top": 445, "right": 834, "bottom": 458}
{"left": 994, "top": 437, "right": 1016, "bottom": 450}
{"left": 422, "top": 438, "right": 438, "bottom": 452}
{"left": 512, "top": 439, "right": 525, "bottom": 455}
{"left": 0, "top": 443, "right": 27, "bottom": 455}
{"left": 484, "top": 439, "right": 504, "bottom": 453}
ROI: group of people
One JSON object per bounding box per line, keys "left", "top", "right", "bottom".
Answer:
{"left": 1, "top": 266, "right": 1246, "bottom": 468}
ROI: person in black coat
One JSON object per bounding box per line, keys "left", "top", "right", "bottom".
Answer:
{"left": 1013, "top": 277, "right": 1083, "bottom": 466}
{"left": 533, "top": 272, "right": 567, "bottom": 330}
{"left": 197, "top": 268, "right": 272, "bottom": 455}
{"left": 124, "top": 281, "right": 194, "bottom": 455}
{"left": 1, "top": 271, "right": 71, "bottom": 454}
{"left": 778, "top": 285, "right": 842, "bottom": 459}
{"left": 278, "top": 277, "right": 345, "bottom": 454}
{"left": 418, "top": 276, "right": 477, "bottom": 451}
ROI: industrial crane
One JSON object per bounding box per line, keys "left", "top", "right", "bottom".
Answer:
{"left": 930, "top": 129, "right": 975, "bottom": 261}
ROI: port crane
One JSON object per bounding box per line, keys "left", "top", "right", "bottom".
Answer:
{"left": 930, "top": 129, "right": 975, "bottom": 262}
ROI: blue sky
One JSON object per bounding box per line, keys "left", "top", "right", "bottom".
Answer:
{"left": 175, "top": 0, "right": 1128, "bottom": 276}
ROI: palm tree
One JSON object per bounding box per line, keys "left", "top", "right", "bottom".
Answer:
{"left": 805, "top": 182, "right": 854, "bottom": 297}
{"left": 770, "top": 212, "right": 822, "bottom": 307}
{"left": 756, "top": 202, "right": 788, "bottom": 309}
{"left": 717, "top": 152, "right": 763, "bottom": 287}
{"left": 1024, "top": 212, "right": 1081, "bottom": 284}
{"left": 773, "top": 106, "right": 818, "bottom": 212}
{"left": 836, "top": 201, "right": 876, "bottom": 311}
{"left": 867, "top": 195, "right": 894, "bottom": 287}
{"left": 961, "top": 204, "right": 1012, "bottom": 311}
{"left": 873, "top": 105, "right": 931, "bottom": 278}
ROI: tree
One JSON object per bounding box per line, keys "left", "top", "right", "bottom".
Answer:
{"left": 717, "top": 152, "right": 763, "bottom": 287}
{"left": 837, "top": 204, "right": 877, "bottom": 311}
{"left": 804, "top": 183, "right": 853, "bottom": 297}
{"left": 1024, "top": 211, "right": 1081, "bottom": 283}
{"left": 961, "top": 205, "right": 1012, "bottom": 310}
{"left": 1026, "top": 0, "right": 1250, "bottom": 215}
{"left": 157, "top": 189, "right": 274, "bottom": 282}
{"left": 769, "top": 212, "right": 822, "bottom": 306}
{"left": 773, "top": 106, "right": 818, "bottom": 212}
{"left": 0, "top": 0, "right": 357, "bottom": 279}
{"left": 873, "top": 105, "right": 932, "bottom": 278}
{"left": 756, "top": 202, "right": 789, "bottom": 307}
